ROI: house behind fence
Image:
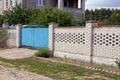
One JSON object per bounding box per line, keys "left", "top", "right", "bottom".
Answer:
{"left": 7, "top": 21, "right": 120, "bottom": 65}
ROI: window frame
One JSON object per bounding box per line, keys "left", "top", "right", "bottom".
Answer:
{"left": 36, "top": 0, "right": 44, "bottom": 6}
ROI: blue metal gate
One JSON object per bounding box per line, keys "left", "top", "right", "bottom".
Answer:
{"left": 21, "top": 28, "right": 48, "bottom": 48}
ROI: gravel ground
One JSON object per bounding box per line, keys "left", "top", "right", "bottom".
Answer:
{"left": 0, "top": 61, "right": 52, "bottom": 80}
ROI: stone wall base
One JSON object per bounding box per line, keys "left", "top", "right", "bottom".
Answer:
{"left": 54, "top": 51, "right": 116, "bottom": 66}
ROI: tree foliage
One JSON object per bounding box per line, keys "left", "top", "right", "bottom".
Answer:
{"left": 2, "top": 5, "right": 32, "bottom": 25}
{"left": 30, "top": 8, "right": 75, "bottom": 26}
{"left": 0, "top": 14, "right": 3, "bottom": 27}
{"left": 1, "top": 5, "right": 75, "bottom": 26}
{"left": 85, "top": 8, "right": 120, "bottom": 25}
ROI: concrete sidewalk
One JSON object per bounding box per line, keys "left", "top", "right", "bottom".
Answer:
{"left": 0, "top": 48, "right": 37, "bottom": 59}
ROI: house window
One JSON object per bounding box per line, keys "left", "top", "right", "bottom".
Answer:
{"left": 36, "top": 0, "right": 44, "bottom": 6}
{"left": 6, "top": 0, "right": 8, "bottom": 6}
{"left": 64, "top": 0, "right": 69, "bottom": 7}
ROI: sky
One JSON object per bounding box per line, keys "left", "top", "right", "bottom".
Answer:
{"left": 86, "top": 0, "right": 120, "bottom": 10}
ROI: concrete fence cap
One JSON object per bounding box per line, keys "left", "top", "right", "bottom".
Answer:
{"left": 16, "top": 24, "right": 23, "bottom": 27}
{"left": 48, "top": 22, "right": 58, "bottom": 25}
{"left": 86, "top": 20, "right": 96, "bottom": 23}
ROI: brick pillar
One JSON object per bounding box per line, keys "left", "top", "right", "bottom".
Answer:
{"left": 16, "top": 24, "right": 22, "bottom": 48}
{"left": 58, "top": 0, "right": 64, "bottom": 10}
{"left": 86, "top": 20, "right": 97, "bottom": 63}
{"left": 49, "top": 22, "right": 58, "bottom": 56}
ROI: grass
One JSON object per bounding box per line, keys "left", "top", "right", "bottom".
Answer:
{"left": 0, "top": 57, "right": 119, "bottom": 80}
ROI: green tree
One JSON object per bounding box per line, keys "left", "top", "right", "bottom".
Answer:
{"left": 0, "top": 14, "right": 3, "bottom": 27}
{"left": 30, "top": 8, "right": 75, "bottom": 26}
{"left": 2, "top": 4, "right": 32, "bottom": 25}
{"left": 2, "top": 5, "right": 75, "bottom": 26}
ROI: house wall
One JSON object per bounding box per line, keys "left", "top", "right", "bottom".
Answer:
{"left": 59, "top": 0, "right": 85, "bottom": 19}
{"left": 0, "top": 0, "right": 22, "bottom": 13}
{"left": 24, "top": 0, "right": 57, "bottom": 9}
{"left": 1, "top": 0, "right": 85, "bottom": 19}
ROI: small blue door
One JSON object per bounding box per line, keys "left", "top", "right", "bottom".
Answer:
{"left": 21, "top": 28, "right": 48, "bottom": 48}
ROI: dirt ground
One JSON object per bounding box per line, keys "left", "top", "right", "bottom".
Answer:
{"left": 0, "top": 48, "right": 52, "bottom": 80}
{"left": 0, "top": 48, "right": 37, "bottom": 59}
{"left": 0, "top": 61, "right": 52, "bottom": 80}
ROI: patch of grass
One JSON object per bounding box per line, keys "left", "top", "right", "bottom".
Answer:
{"left": 35, "top": 48, "right": 51, "bottom": 58}
{"left": 0, "top": 57, "right": 119, "bottom": 80}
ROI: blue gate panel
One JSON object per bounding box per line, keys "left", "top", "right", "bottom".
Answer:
{"left": 21, "top": 28, "right": 48, "bottom": 48}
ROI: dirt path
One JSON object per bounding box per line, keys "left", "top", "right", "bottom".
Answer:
{"left": 0, "top": 48, "right": 52, "bottom": 80}
{"left": 0, "top": 48, "right": 37, "bottom": 59}
{"left": 0, "top": 61, "right": 52, "bottom": 80}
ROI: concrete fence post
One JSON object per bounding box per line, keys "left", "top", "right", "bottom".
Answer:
{"left": 86, "top": 20, "right": 97, "bottom": 63}
{"left": 49, "top": 22, "right": 58, "bottom": 56}
{"left": 16, "top": 24, "right": 22, "bottom": 48}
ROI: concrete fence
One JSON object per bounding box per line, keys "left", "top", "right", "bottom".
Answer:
{"left": 7, "top": 21, "right": 120, "bottom": 65}
{"left": 49, "top": 21, "right": 120, "bottom": 65}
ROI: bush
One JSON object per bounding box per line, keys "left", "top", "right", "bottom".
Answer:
{"left": 2, "top": 4, "right": 32, "bottom": 25}
{"left": 115, "top": 59, "right": 120, "bottom": 69}
{"left": 2, "top": 5, "right": 75, "bottom": 26}
{"left": 35, "top": 48, "right": 51, "bottom": 58}
{"left": 0, "top": 14, "right": 3, "bottom": 27}
{"left": 30, "top": 8, "right": 75, "bottom": 26}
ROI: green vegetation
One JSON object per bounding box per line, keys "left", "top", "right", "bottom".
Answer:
{"left": 1, "top": 5, "right": 75, "bottom": 26}
{"left": 0, "top": 14, "right": 3, "bottom": 27}
{"left": 35, "top": 48, "right": 51, "bottom": 58}
{"left": 1, "top": 6, "right": 120, "bottom": 26}
{"left": 115, "top": 59, "right": 120, "bottom": 69}
{"left": 85, "top": 8, "right": 120, "bottom": 25}
{"left": 0, "top": 57, "right": 119, "bottom": 80}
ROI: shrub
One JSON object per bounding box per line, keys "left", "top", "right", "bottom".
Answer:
{"left": 2, "top": 5, "right": 75, "bottom": 26}
{"left": 115, "top": 59, "right": 120, "bottom": 69}
{"left": 2, "top": 4, "right": 32, "bottom": 25}
{"left": 30, "top": 8, "right": 75, "bottom": 26}
{"left": 0, "top": 14, "right": 3, "bottom": 27}
{"left": 35, "top": 48, "right": 51, "bottom": 58}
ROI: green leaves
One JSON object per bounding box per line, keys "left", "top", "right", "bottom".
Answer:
{"left": 2, "top": 4, "right": 32, "bottom": 25}
{"left": 0, "top": 14, "right": 3, "bottom": 27}
{"left": 1, "top": 5, "right": 75, "bottom": 26}
{"left": 30, "top": 8, "right": 75, "bottom": 26}
{"left": 86, "top": 8, "right": 120, "bottom": 25}
{"left": 35, "top": 48, "right": 51, "bottom": 58}
{"left": 115, "top": 59, "right": 120, "bottom": 69}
